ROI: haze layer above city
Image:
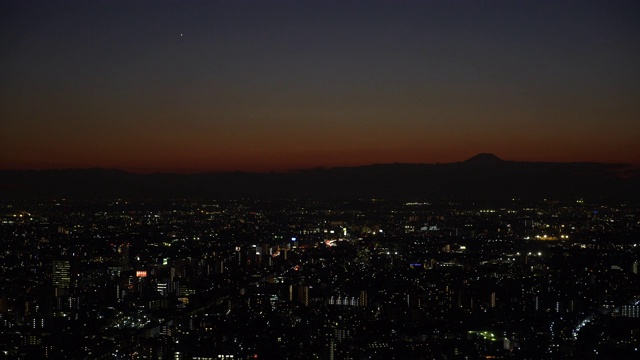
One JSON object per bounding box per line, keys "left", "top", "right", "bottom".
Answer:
{"left": 1, "top": 0, "right": 639, "bottom": 173}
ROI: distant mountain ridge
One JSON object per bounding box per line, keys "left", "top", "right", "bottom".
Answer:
{"left": 1, "top": 154, "right": 638, "bottom": 200}
{"left": 463, "top": 152, "right": 504, "bottom": 165}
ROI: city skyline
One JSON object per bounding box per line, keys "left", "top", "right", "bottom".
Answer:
{"left": 2, "top": 0, "right": 639, "bottom": 173}
{"left": 2, "top": 197, "right": 640, "bottom": 358}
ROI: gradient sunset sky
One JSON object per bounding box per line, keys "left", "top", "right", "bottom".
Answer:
{"left": 1, "top": 0, "right": 639, "bottom": 173}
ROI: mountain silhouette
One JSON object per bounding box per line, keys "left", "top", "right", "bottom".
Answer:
{"left": 463, "top": 153, "right": 504, "bottom": 165}
{"left": 1, "top": 155, "right": 638, "bottom": 200}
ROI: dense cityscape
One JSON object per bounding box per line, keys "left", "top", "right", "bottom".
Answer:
{"left": 1, "top": 198, "right": 639, "bottom": 359}
{"left": 2, "top": 1, "right": 639, "bottom": 359}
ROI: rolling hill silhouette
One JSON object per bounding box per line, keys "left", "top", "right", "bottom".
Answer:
{"left": 1, "top": 154, "right": 638, "bottom": 200}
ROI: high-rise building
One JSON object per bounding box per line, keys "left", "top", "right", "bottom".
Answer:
{"left": 118, "top": 244, "right": 130, "bottom": 271}
{"left": 157, "top": 281, "right": 169, "bottom": 297}
{"left": 358, "top": 290, "right": 368, "bottom": 307}
{"left": 621, "top": 305, "right": 640, "bottom": 318}
{"left": 289, "top": 285, "right": 309, "bottom": 306}
{"left": 329, "top": 339, "right": 335, "bottom": 360}
{"left": 52, "top": 261, "right": 70, "bottom": 297}
{"left": 298, "top": 285, "right": 309, "bottom": 306}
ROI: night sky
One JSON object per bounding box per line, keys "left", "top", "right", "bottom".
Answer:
{"left": 1, "top": 0, "right": 639, "bottom": 173}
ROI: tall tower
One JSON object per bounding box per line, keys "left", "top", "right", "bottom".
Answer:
{"left": 52, "top": 260, "right": 70, "bottom": 297}
{"left": 298, "top": 285, "right": 309, "bottom": 306}
{"left": 118, "top": 244, "right": 130, "bottom": 271}
{"left": 358, "top": 290, "right": 368, "bottom": 307}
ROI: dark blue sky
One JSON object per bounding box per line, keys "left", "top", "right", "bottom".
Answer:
{"left": 2, "top": 0, "right": 639, "bottom": 172}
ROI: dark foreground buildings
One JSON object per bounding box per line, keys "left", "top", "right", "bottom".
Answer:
{"left": 1, "top": 198, "right": 639, "bottom": 359}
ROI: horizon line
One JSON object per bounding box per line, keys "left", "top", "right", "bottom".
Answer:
{"left": 1, "top": 154, "right": 636, "bottom": 175}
